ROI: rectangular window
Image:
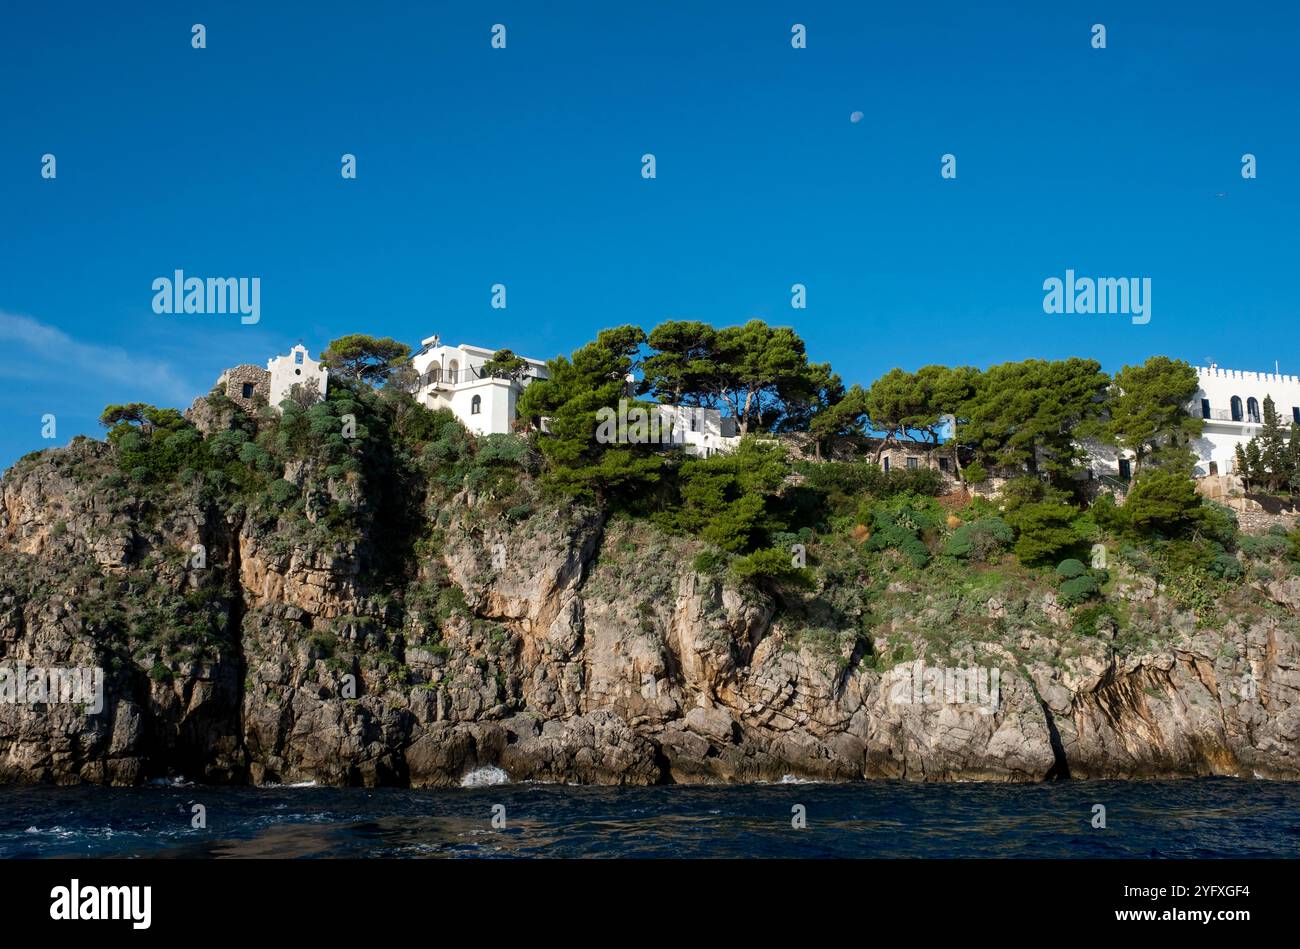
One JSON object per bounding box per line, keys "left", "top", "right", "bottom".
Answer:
{"left": 938, "top": 457, "right": 951, "bottom": 471}
{"left": 906, "top": 457, "right": 919, "bottom": 470}
{"left": 294, "top": 351, "right": 304, "bottom": 365}
{"left": 241, "top": 383, "right": 254, "bottom": 399}
{"left": 1201, "top": 399, "right": 1211, "bottom": 419}
{"left": 1119, "top": 459, "right": 1132, "bottom": 480}
{"left": 1293, "top": 407, "right": 1299, "bottom": 425}
{"left": 882, "top": 457, "right": 890, "bottom": 473}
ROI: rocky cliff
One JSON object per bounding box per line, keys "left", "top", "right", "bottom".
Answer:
{"left": 2, "top": 419, "right": 1298, "bottom": 787}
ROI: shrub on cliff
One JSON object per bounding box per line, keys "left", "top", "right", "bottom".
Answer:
{"left": 1164, "top": 568, "right": 1226, "bottom": 617}
{"left": 1055, "top": 556, "right": 1106, "bottom": 605}
{"left": 1237, "top": 532, "right": 1289, "bottom": 560}
{"left": 995, "top": 477, "right": 1086, "bottom": 566}
{"left": 102, "top": 402, "right": 212, "bottom": 485}
{"left": 1073, "top": 601, "right": 1120, "bottom": 638}
{"left": 730, "top": 547, "right": 815, "bottom": 590}
{"left": 419, "top": 410, "right": 475, "bottom": 479}
{"left": 1211, "top": 552, "right": 1244, "bottom": 580}
{"left": 1118, "top": 470, "right": 1238, "bottom": 550}
{"left": 1055, "top": 558, "right": 1087, "bottom": 579}
{"left": 1124, "top": 468, "right": 1203, "bottom": 536}
{"left": 862, "top": 501, "right": 937, "bottom": 568}
{"left": 795, "top": 460, "right": 942, "bottom": 516}
{"left": 1007, "top": 502, "right": 1080, "bottom": 566}
{"left": 942, "top": 516, "right": 1013, "bottom": 561}
{"left": 268, "top": 479, "right": 298, "bottom": 506}
{"left": 657, "top": 438, "right": 790, "bottom": 552}
{"left": 1058, "top": 573, "right": 1100, "bottom": 605}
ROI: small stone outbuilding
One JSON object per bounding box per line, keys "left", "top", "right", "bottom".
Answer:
{"left": 216, "top": 364, "right": 270, "bottom": 413}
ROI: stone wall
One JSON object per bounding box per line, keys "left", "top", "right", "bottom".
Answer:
{"left": 217, "top": 364, "right": 270, "bottom": 413}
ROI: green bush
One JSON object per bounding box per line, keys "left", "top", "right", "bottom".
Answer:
{"left": 693, "top": 550, "right": 728, "bottom": 574}
{"left": 475, "top": 434, "right": 530, "bottom": 468}
{"left": 1000, "top": 476, "right": 1056, "bottom": 512}
{"left": 794, "top": 460, "right": 943, "bottom": 522}
{"left": 268, "top": 479, "right": 299, "bottom": 506}
{"left": 1073, "top": 601, "right": 1120, "bottom": 638}
{"left": 862, "top": 500, "right": 939, "bottom": 568}
{"left": 208, "top": 428, "right": 250, "bottom": 460}
{"left": 1164, "top": 569, "right": 1221, "bottom": 616}
{"left": 307, "top": 631, "right": 338, "bottom": 659}
{"left": 1121, "top": 471, "right": 1236, "bottom": 547}
{"left": 730, "top": 547, "right": 815, "bottom": 589}
{"left": 866, "top": 522, "right": 930, "bottom": 568}
{"left": 1090, "top": 492, "right": 1129, "bottom": 533}
{"left": 659, "top": 440, "right": 791, "bottom": 553}
{"left": 1193, "top": 501, "right": 1239, "bottom": 547}
{"left": 1058, "top": 573, "right": 1100, "bottom": 605}
{"left": 107, "top": 403, "right": 213, "bottom": 485}
{"left": 1238, "top": 533, "right": 1289, "bottom": 560}
{"left": 942, "top": 516, "right": 1013, "bottom": 561}
{"left": 798, "top": 461, "right": 943, "bottom": 502}
{"left": 1009, "top": 501, "right": 1080, "bottom": 566}
{"left": 1055, "top": 558, "right": 1088, "bottom": 579}
{"left": 1160, "top": 538, "right": 1215, "bottom": 575}
{"left": 434, "top": 584, "right": 467, "bottom": 622}
{"left": 1211, "top": 552, "right": 1244, "bottom": 580}
{"left": 770, "top": 529, "right": 812, "bottom": 550}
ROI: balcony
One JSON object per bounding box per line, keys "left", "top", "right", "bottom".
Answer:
{"left": 415, "top": 364, "right": 541, "bottom": 391}
{"left": 1202, "top": 409, "right": 1260, "bottom": 424}
{"left": 419, "top": 366, "right": 488, "bottom": 387}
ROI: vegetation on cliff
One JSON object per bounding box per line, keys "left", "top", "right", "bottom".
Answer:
{"left": 68, "top": 323, "right": 1300, "bottom": 632}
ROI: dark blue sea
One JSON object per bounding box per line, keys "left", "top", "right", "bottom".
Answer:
{"left": 3, "top": 777, "right": 1297, "bottom": 858}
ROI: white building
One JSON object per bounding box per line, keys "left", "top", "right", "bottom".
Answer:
{"left": 650, "top": 404, "right": 740, "bottom": 457}
{"left": 267, "top": 344, "right": 329, "bottom": 409}
{"left": 1190, "top": 365, "right": 1300, "bottom": 475}
{"left": 1078, "top": 364, "right": 1300, "bottom": 480}
{"left": 406, "top": 341, "right": 743, "bottom": 455}
{"left": 595, "top": 394, "right": 741, "bottom": 458}
{"left": 409, "top": 336, "right": 549, "bottom": 436}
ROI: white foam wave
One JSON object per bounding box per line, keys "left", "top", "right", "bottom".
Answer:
{"left": 461, "top": 766, "right": 509, "bottom": 787}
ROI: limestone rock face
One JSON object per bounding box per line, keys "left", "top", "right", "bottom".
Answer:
{"left": 2, "top": 439, "right": 1299, "bottom": 786}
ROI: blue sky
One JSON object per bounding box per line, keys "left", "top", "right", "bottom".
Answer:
{"left": 2, "top": 1, "right": 1297, "bottom": 469}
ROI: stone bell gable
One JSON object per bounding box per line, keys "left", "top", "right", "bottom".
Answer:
{"left": 267, "top": 344, "right": 329, "bottom": 410}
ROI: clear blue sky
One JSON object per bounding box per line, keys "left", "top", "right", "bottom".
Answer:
{"left": 2, "top": 1, "right": 1296, "bottom": 469}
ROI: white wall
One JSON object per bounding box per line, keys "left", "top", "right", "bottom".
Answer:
{"left": 655, "top": 404, "right": 741, "bottom": 457}
{"left": 1193, "top": 367, "right": 1300, "bottom": 474}
{"left": 442, "top": 378, "right": 514, "bottom": 436}
{"left": 267, "top": 344, "right": 328, "bottom": 409}
{"left": 411, "top": 339, "right": 546, "bottom": 435}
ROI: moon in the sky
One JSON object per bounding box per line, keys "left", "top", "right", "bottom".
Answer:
{"left": 850, "top": 111, "right": 864, "bottom": 123}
